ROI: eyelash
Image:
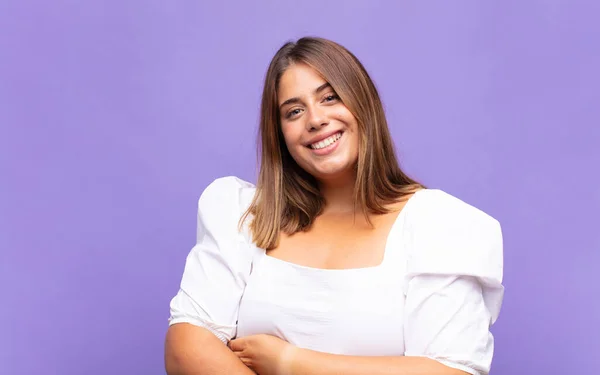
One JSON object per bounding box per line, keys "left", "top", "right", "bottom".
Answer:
{"left": 285, "top": 93, "right": 340, "bottom": 119}
{"left": 324, "top": 94, "right": 339, "bottom": 102}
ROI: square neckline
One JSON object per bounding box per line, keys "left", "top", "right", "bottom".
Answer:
{"left": 260, "top": 189, "right": 426, "bottom": 274}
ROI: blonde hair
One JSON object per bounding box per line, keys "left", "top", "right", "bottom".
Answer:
{"left": 242, "top": 37, "right": 423, "bottom": 250}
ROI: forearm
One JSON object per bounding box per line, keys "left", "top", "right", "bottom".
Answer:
{"left": 289, "top": 349, "right": 470, "bottom": 375}
{"left": 165, "top": 323, "right": 255, "bottom": 375}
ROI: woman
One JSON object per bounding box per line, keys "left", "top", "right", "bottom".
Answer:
{"left": 165, "top": 37, "right": 504, "bottom": 375}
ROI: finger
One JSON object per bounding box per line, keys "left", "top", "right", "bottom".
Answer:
{"left": 239, "top": 356, "right": 253, "bottom": 368}
{"left": 231, "top": 350, "right": 253, "bottom": 368}
{"left": 228, "top": 338, "right": 249, "bottom": 352}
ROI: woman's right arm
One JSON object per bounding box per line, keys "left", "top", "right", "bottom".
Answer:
{"left": 165, "top": 177, "right": 259, "bottom": 375}
{"left": 165, "top": 323, "right": 255, "bottom": 375}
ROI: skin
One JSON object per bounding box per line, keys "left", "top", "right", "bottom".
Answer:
{"left": 229, "top": 334, "right": 469, "bottom": 375}
{"left": 228, "top": 64, "right": 468, "bottom": 375}
{"left": 165, "top": 63, "right": 468, "bottom": 375}
{"left": 269, "top": 62, "right": 403, "bottom": 270}
{"left": 277, "top": 62, "right": 360, "bottom": 205}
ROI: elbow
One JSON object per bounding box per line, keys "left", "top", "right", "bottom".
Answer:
{"left": 164, "top": 323, "right": 224, "bottom": 375}
{"left": 164, "top": 326, "right": 192, "bottom": 375}
{"left": 164, "top": 347, "right": 184, "bottom": 375}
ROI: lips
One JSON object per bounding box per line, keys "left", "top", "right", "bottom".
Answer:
{"left": 309, "top": 131, "right": 343, "bottom": 149}
{"left": 305, "top": 130, "right": 344, "bottom": 148}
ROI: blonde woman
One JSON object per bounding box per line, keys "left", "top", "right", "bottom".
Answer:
{"left": 165, "top": 37, "right": 504, "bottom": 375}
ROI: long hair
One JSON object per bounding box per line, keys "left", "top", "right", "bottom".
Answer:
{"left": 242, "top": 37, "right": 423, "bottom": 250}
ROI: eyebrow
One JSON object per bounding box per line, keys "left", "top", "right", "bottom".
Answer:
{"left": 279, "top": 82, "right": 332, "bottom": 109}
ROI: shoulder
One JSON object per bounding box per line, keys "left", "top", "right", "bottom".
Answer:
{"left": 200, "top": 176, "right": 256, "bottom": 200}
{"left": 403, "top": 189, "right": 503, "bottom": 282}
{"left": 198, "top": 176, "right": 256, "bottom": 213}
{"left": 196, "top": 176, "right": 257, "bottom": 237}
{"left": 406, "top": 189, "right": 500, "bottom": 232}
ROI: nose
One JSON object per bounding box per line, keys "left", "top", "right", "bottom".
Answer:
{"left": 305, "top": 105, "right": 329, "bottom": 131}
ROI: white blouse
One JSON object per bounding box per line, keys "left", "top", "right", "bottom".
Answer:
{"left": 169, "top": 176, "right": 504, "bottom": 375}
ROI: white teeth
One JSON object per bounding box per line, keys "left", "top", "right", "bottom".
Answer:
{"left": 310, "top": 132, "right": 342, "bottom": 150}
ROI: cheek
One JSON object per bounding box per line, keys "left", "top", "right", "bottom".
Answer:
{"left": 281, "top": 124, "right": 305, "bottom": 145}
{"left": 331, "top": 111, "right": 346, "bottom": 120}
{"left": 332, "top": 109, "right": 357, "bottom": 129}
{"left": 280, "top": 126, "right": 293, "bottom": 144}
{"left": 280, "top": 127, "right": 304, "bottom": 158}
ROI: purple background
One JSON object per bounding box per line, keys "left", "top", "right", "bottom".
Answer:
{"left": 1, "top": 1, "right": 598, "bottom": 374}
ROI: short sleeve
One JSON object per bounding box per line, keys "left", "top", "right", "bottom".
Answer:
{"left": 402, "top": 190, "right": 504, "bottom": 375}
{"left": 168, "top": 176, "right": 258, "bottom": 344}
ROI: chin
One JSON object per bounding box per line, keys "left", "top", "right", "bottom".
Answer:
{"left": 310, "top": 163, "right": 355, "bottom": 180}
{"left": 293, "top": 148, "right": 358, "bottom": 181}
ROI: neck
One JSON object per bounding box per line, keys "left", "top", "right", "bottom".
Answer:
{"left": 318, "top": 173, "right": 357, "bottom": 214}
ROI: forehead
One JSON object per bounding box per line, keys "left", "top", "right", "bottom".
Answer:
{"left": 277, "top": 63, "right": 327, "bottom": 103}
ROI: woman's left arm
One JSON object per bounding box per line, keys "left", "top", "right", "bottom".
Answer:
{"left": 288, "top": 349, "right": 470, "bottom": 375}
{"left": 231, "top": 275, "right": 490, "bottom": 375}
{"left": 230, "top": 333, "right": 468, "bottom": 375}
{"left": 231, "top": 273, "right": 495, "bottom": 375}
{"left": 231, "top": 191, "right": 504, "bottom": 375}
{"left": 291, "top": 274, "right": 492, "bottom": 375}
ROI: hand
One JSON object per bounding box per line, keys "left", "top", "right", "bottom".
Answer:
{"left": 229, "top": 334, "right": 296, "bottom": 375}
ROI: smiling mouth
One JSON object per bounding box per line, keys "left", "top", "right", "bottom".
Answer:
{"left": 308, "top": 131, "right": 343, "bottom": 150}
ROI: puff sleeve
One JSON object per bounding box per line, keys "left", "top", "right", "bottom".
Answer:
{"left": 168, "top": 176, "right": 257, "bottom": 344}
{"left": 402, "top": 190, "right": 504, "bottom": 375}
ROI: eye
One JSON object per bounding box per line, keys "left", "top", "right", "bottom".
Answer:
{"left": 323, "top": 93, "right": 340, "bottom": 103}
{"left": 286, "top": 108, "right": 303, "bottom": 119}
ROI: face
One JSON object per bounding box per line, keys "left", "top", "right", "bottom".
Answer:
{"left": 277, "top": 63, "right": 359, "bottom": 183}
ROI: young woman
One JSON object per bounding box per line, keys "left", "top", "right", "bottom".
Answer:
{"left": 164, "top": 37, "right": 504, "bottom": 375}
